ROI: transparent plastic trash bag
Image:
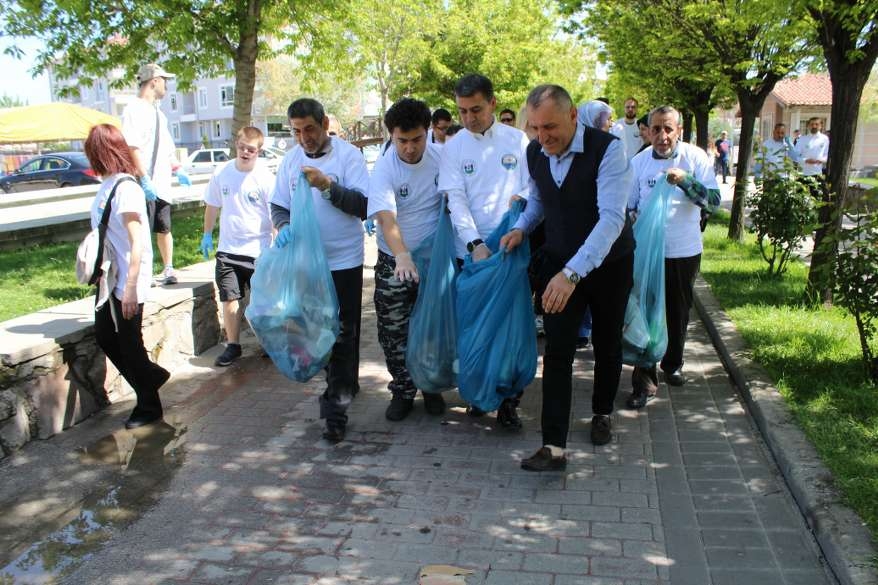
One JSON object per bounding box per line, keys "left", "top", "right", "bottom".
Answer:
{"left": 245, "top": 172, "right": 339, "bottom": 381}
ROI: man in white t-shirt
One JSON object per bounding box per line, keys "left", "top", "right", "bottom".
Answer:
{"left": 368, "top": 98, "right": 446, "bottom": 422}
{"left": 795, "top": 117, "right": 829, "bottom": 177}
{"left": 611, "top": 97, "right": 642, "bottom": 159}
{"left": 626, "top": 105, "right": 720, "bottom": 409}
{"left": 428, "top": 108, "right": 453, "bottom": 148}
{"left": 439, "top": 73, "right": 531, "bottom": 429}
{"left": 201, "top": 126, "right": 276, "bottom": 367}
{"left": 270, "top": 98, "right": 369, "bottom": 443}
{"left": 122, "top": 63, "right": 180, "bottom": 286}
{"left": 756, "top": 122, "right": 799, "bottom": 176}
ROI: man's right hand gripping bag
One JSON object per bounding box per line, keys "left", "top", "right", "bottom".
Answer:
{"left": 622, "top": 176, "right": 672, "bottom": 366}
{"left": 245, "top": 173, "right": 339, "bottom": 382}
{"left": 455, "top": 200, "right": 537, "bottom": 412}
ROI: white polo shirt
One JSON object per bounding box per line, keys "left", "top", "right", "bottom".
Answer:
{"left": 270, "top": 136, "right": 369, "bottom": 271}
{"left": 759, "top": 138, "right": 797, "bottom": 172}
{"left": 367, "top": 143, "right": 443, "bottom": 256}
{"left": 121, "top": 97, "right": 176, "bottom": 202}
{"left": 794, "top": 131, "right": 829, "bottom": 176}
{"left": 611, "top": 119, "right": 642, "bottom": 159}
{"left": 629, "top": 142, "right": 718, "bottom": 259}
{"left": 90, "top": 174, "right": 153, "bottom": 301}
{"left": 204, "top": 160, "right": 276, "bottom": 258}
{"left": 438, "top": 120, "right": 530, "bottom": 256}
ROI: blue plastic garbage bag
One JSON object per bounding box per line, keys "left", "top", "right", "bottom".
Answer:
{"left": 245, "top": 173, "right": 339, "bottom": 381}
{"left": 455, "top": 200, "right": 537, "bottom": 412}
{"left": 405, "top": 206, "right": 459, "bottom": 392}
{"left": 622, "top": 176, "right": 672, "bottom": 367}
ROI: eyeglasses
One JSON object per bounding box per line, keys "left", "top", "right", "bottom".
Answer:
{"left": 236, "top": 143, "right": 259, "bottom": 154}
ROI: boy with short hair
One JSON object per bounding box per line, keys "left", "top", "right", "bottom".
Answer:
{"left": 201, "top": 126, "right": 276, "bottom": 366}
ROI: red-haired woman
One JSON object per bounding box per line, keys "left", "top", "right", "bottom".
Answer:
{"left": 85, "top": 123, "right": 169, "bottom": 429}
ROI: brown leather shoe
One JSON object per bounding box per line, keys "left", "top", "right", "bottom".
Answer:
{"left": 520, "top": 447, "right": 567, "bottom": 472}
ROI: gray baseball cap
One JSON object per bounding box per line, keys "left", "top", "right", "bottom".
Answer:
{"left": 136, "top": 63, "right": 175, "bottom": 84}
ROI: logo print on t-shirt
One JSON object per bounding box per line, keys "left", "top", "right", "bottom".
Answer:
{"left": 398, "top": 183, "right": 410, "bottom": 198}
{"left": 222, "top": 186, "right": 231, "bottom": 197}
{"left": 246, "top": 190, "right": 261, "bottom": 204}
{"left": 462, "top": 159, "right": 476, "bottom": 175}
{"left": 647, "top": 178, "right": 657, "bottom": 188}
{"left": 501, "top": 154, "right": 518, "bottom": 170}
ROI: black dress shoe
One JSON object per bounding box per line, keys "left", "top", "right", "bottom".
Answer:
{"left": 626, "top": 389, "right": 656, "bottom": 410}
{"left": 664, "top": 369, "right": 686, "bottom": 386}
{"left": 385, "top": 396, "right": 414, "bottom": 421}
{"left": 496, "top": 398, "right": 522, "bottom": 430}
{"left": 125, "top": 413, "right": 163, "bottom": 430}
{"left": 590, "top": 415, "right": 612, "bottom": 445}
{"left": 521, "top": 447, "right": 567, "bottom": 472}
{"left": 422, "top": 391, "right": 446, "bottom": 416}
{"left": 466, "top": 405, "right": 486, "bottom": 417}
{"left": 322, "top": 423, "right": 346, "bottom": 443}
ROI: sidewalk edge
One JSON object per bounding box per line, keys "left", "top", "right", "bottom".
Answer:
{"left": 693, "top": 275, "right": 877, "bottom": 585}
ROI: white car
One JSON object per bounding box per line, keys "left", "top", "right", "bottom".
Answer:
{"left": 257, "top": 147, "right": 284, "bottom": 172}
{"left": 184, "top": 148, "right": 230, "bottom": 175}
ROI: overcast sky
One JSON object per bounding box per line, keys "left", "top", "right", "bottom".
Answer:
{"left": 0, "top": 37, "right": 52, "bottom": 105}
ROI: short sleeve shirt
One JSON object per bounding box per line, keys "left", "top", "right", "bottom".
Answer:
{"left": 367, "top": 143, "right": 443, "bottom": 256}
{"left": 611, "top": 119, "right": 642, "bottom": 159}
{"left": 204, "top": 160, "right": 276, "bottom": 258}
{"left": 121, "top": 97, "right": 176, "bottom": 202}
{"left": 270, "top": 136, "right": 369, "bottom": 270}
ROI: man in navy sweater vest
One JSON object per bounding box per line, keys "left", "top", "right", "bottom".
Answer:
{"left": 501, "top": 85, "right": 634, "bottom": 471}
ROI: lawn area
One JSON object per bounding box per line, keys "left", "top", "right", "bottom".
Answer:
{"left": 0, "top": 209, "right": 207, "bottom": 322}
{"left": 701, "top": 214, "right": 878, "bottom": 538}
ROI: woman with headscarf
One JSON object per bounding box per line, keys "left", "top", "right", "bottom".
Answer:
{"left": 578, "top": 100, "right": 614, "bottom": 133}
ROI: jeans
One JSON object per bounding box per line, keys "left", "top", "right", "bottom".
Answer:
{"left": 319, "top": 265, "right": 363, "bottom": 426}
{"left": 541, "top": 252, "right": 633, "bottom": 448}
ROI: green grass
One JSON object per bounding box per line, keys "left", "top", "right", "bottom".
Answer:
{"left": 0, "top": 210, "right": 207, "bottom": 322}
{"left": 702, "top": 213, "right": 878, "bottom": 537}
{"left": 855, "top": 177, "right": 878, "bottom": 188}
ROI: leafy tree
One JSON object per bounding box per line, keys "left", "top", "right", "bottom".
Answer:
{"left": 801, "top": 0, "right": 878, "bottom": 303}
{"left": 0, "top": 0, "right": 341, "bottom": 147}
{"left": 0, "top": 93, "right": 27, "bottom": 108}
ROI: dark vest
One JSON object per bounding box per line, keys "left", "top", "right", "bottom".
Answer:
{"left": 526, "top": 127, "right": 634, "bottom": 269}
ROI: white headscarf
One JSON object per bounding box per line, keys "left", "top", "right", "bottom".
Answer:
{"left": 577, "top": 101, "right": 614, "bottom": 132}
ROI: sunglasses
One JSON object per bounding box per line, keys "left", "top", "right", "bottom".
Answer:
{"left": 500, "top": 117, "right": 514, "bottom": 123}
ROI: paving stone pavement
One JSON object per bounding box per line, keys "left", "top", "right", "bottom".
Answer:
{"left": 0, "top": 257, "right": 839, "bottom": 585}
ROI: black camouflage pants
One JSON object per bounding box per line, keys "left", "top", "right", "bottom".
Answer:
{"left": 374, "top": 251, "right": 419, "bottom": 399}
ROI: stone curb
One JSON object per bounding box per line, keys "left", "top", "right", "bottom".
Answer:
{"left": 693, "top": 275, "right": 877, "bottom": 585}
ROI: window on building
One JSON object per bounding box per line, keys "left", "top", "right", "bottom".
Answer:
{"left": 213, "top": 121, "right": 222, "bottom": 138}
{"left": 198, "top": 87, "right": 208, "bottom": 109}
{"left": 95, "top": 81, "right": 106, "bottom": 102}
{"left": 170, "top": 93, "right": 178, "bottom": 112}
{"left": 171, "top": 122, "right": 180, "bottom": 141}
{"left": 220, "top": 85, "right": 234, "bottom": 108}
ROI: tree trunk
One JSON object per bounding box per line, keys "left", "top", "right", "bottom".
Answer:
{"left": 230, "top": 1, "right": 261, "bottom": 157}
{"left": 727, "top": 94, "right": 761, "bottom": 241}
{"left": 682, "top": 111, "right": 694, "bottom": 144}
{"left": 694, "top": 107, "right": 710, "bottom": 151}
{"left": 806, "top": 8, "right": 878, "bottom": 303}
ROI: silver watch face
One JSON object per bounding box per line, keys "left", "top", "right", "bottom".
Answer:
{"left": 321, "top": 188, "right": 331, "bottom": 200}
{"left": 566, "top": 270, "right": 580, "bottom": 284}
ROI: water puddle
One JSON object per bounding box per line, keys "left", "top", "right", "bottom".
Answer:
{"left": 0, "top": 422, "right": 186, "bottom": 585}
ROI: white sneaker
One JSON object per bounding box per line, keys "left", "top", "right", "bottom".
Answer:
{"left": 535, "top": 315, "right": 545, "bottom": 337}
{"left": 154, "top": 267, "right": 177, "bottom": 286}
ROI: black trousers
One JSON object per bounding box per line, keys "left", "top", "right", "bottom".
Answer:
{"left": 661, "top": 254, "right": 701, "bottom": 374}
{"left": 541, "top": 252, "right": 633, "bottom": 448}
{"left": 319, "top": 265, "right": 363, "bottom": 425}
{"left": 94, "top": 295, "right": 169, "bottom": 419}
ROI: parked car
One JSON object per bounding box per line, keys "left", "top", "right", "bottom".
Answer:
{"left": 0, "top": 152, "right": 100, "bottom": 193}
{"left": 184, "top": 148, "right": 231, "bottom": 175}
{"left": 257, "top": 147, "right": 283, "bottom": 172}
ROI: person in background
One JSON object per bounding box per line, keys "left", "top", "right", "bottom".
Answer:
{"left": 714, "top": 130, "right": 731, "bottom": 184}
{"left": 429, "top": 108, "right": 453, "bottom": 147}
{"left": 636, "top": 115, "right": 651, "bottom": 154}
{"left": 611, "top": 97, "right": 642, "bottom": 159}
{"left": 85, "top": 123, "right": 170, "bottom": 430}
{"left": 201, "top": 126, "right": 276, "bottom": 367}
{"left": 794, "top": 117, "right": 829, "bottom": 178}
{"left": 578, "top": 100, "right": 614, "bottom": 133}
{"left": 499, "top": 109, "right": 517, "bottom": 126}
{"left": 444, "top": 124, "right": 463, "bottom": 140}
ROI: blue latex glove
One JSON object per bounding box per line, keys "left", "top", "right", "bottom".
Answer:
{"left": 274, "top": 224, "right": 292, "bottom": 248}
{"left": 364, "top": 219, "right": 376, "bottom": 236}
{"left": 140, "top": 175, "right": 158, "bottom": 201}
{"left": 176, "top": 167, "right": 192, "bottom": 187}
{"left": 199, "top": 232, "right": 214, "bottom": 259}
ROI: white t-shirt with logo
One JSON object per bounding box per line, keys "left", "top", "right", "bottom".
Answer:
{"left": 629, "top": 142, "right": 718, "bottom": 259}
{"left": 204, "top": 160, "right": 276, "bottom": 258}
{"left": 611, "top": 119, "right": 642, "bottom": 160}
{"left": 438, "top": 121, "right": 530, "bottom": 256}
{"left": 794, "top": 131, "right": 829, "bottom": 176}
{"left": 368, "top": 143, "right": 443, "bottom": 256}
{"left": 90, "top": 174, "right": 153, "bottom": 301}
{"left": 270, "top": 136, "right": 369, "bottom": 271}
{"left": 121, "top": 97, "right": 176, "bottom": 202}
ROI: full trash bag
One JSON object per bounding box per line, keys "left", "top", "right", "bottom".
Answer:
{"left": 245, "top": 173, "right": 339, "bottom": 381}
{"left": 622, "top": 176, "right": 672, "bottom": 366}
{"left": 456, "top": 200, "right": 537, "bottom": 412}
{"left": 405, "top": 206, "right": 459, "bottom": 392}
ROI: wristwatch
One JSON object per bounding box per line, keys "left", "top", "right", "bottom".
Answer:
{"left": 466, "top": 238, "right": 484, "bottom": 253}
{"left": 320, "top": 185, "right": 332, "bottom": 200}
{"left": 562, "top": 266, "right": 581, "bottom": 285}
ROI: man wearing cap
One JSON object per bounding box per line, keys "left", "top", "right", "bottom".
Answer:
{"left": 122, "top": 63, "right": 180, "bottom": 286}
{"left": 439, "top": 73, "right": 531, "bottom": 430}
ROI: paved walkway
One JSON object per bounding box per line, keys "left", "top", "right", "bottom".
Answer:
{"left": 0, "top": 239, "right": 838, "bottom": 585}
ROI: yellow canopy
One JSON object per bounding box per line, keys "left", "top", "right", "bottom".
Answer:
{"left": 0, "top": 102, "right": 120, "bottom": 143}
